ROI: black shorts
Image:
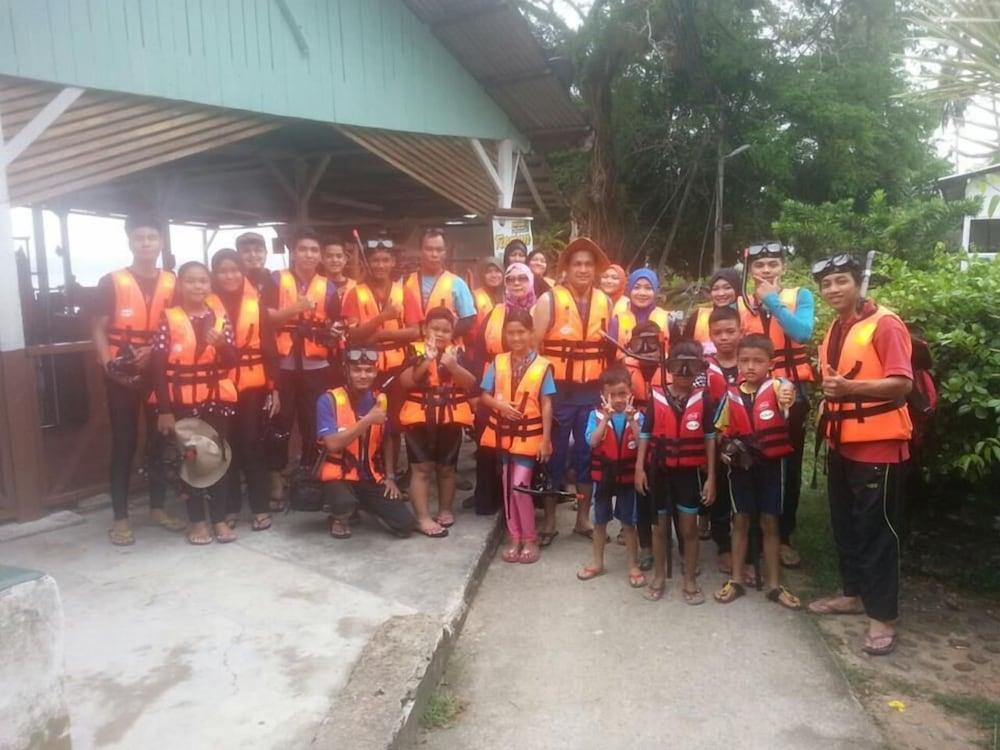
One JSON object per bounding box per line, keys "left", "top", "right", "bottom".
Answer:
{"left": 650, "top": 467, "right": 702, "bottom": 515}
{"left": 404, "top": 422, "right": 464, "bottom": 467}
{"left": 727, "top": 457, "right": 783, "bottom": 516}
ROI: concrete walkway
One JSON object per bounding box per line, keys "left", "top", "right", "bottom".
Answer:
{"left": 1, "top": 447, "right": 494, "bottom": 750}
{"left": 416, "top": 505, "right": 882, "bottom": 750}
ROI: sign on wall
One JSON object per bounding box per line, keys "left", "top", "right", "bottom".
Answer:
{"left": 491, "top": 216, "right": 533, "bottom": 258}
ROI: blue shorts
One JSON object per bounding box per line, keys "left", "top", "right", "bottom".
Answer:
{"left": 727, "top": 458, "right": 784, "bottom": 517}
{"left": 649, "top": 467, "right": 702, "bottom": 515}
{"left": 592, "top": 485, "right": 639, "bottom": 527}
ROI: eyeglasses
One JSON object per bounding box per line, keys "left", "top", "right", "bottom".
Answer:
{"left": 665, "top": 357, "right": 707, "bottom": 376}
{"left": 345, "top": 349, "right": 379, "bottom": 364}
{"left": 811, "top": 254, "right": 859, "bottom": 278}
{"left": 505, "top": 274, "right": 530, "bottom": 284}
{"left": 746, "top": 242, "right": 784, "bottom": 259}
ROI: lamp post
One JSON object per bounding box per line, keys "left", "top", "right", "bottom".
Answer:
{"left": 713, "top": 143, "right": 751, "bottom": 271}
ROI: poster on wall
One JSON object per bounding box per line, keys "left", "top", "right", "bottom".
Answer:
{"left": 491, "top": 216, "right": 533, "bottom": 258}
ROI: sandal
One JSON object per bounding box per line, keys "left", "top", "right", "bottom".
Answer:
{"left": 638, "top": 551, "right": 654, "bottom": 571}
{"left": 628, "top": 571, "right": 647, "bottom": 588}
{"left": 251, "top": 514, "right": 273, "bottom": 532}
{"left": 108, "top": 527, "right": 135, "bottom": 546}
{"left": 416, "top": 523, "right": 449, "bottom": 539}
{"left": 643, "top": 583, "right": 666, "bottom": 601}
{"left": 186, "top": 528, "right": 213, "bottom": 546}
{"left": 714, "top": 579, "right": 745, "bottom": 604}
{"left": 502, "top": 545, "right": 522, "bottom": 563}
{"left": 538, "top": 531, "right": 559, "bottom": 547}
{"left": 766, "top": 586, "right": 802, "bottom": 610}
{"left": 572, "top": 527, "right": 595, "bottom": 541}
{"left": 807, "top": 596, "right": 864, "bottom": 616}
{"left": 576, "top": 565, "right": 605, "bottom": 581}
{"left": 436, "top": 512, "right": 455, "bottom": 528}
{"left": 862, "top": 632, "right": 897, "bottom": 656}
{"left": 151, "top": 513, "right": 187, "bottom": 532}
{"left": 683, "top": 587, "right": 706, "bottom": 606}
{"left": 214, "top": 523, "right": 237, "bottom": 544}
{"left": 328, "top": 518, "right": 352, "bottom": 539}
{"left": 518, "top": 546, "right": 540, "bottom": 564}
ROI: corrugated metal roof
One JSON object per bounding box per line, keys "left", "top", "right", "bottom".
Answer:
{"left": 401, "top": 0, "right": 588, "bottom": 142}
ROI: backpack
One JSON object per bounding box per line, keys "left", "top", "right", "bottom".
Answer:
{"left": 907, "top": 332, "right": 937, "bottom": 452}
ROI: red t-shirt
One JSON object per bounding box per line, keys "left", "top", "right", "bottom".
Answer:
{"left": 828, "top": 306, "right": 913, "bottom": 464}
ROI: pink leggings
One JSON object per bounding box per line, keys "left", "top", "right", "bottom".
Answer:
{"left": 501, "top": 459, "right": 537, "bottom": 543}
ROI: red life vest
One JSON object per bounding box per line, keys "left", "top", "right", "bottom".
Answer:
{"left": 705, "top": 356, "right": 739, "bottom": 402}
{"left": 590, "top": 414, "right": 638, "bottom": 486}
{"left": 721, "top": 381, "right": 793, "bottom": 460}
{"left": 648, "top": 387, "right": 708, "bottom": 468}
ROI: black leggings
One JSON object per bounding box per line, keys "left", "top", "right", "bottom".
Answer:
{"left": 274, "top": 368, "right": 331, "bottom": 470}
{"left": 226, "top": 388, "right": 271, "bottom": 516}
{"left": 106, "top": 378, "right": 167, "bottom": 521}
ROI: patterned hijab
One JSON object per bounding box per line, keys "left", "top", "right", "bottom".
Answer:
{"left": 504, "top": 262, "right": 536, "bottom": 313}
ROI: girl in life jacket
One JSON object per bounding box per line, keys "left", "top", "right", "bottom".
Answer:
{"left": 479, "top": 309, "right": 555, "bottom": 565}
{"left": 152, "top": 261, "right": 240, "bottom": 545}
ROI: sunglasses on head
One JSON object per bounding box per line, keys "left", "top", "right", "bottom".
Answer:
{"left": 811, "top": 254, "right": 859, "bottom": 278}
{"left": 345, "top": 349, "right": 379, "bottom": 364}
{"left": 746, "top": 242, "right": 784, "bottom": 259}
{"left": 366, "top": 238, "right": 394, "bottom": 249}
{"left": 665, "top": 356, "right": 706, "bottom": 376}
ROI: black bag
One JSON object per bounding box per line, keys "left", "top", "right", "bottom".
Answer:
{"left": 286, "top": 465, "right": 326, "bottom": 512}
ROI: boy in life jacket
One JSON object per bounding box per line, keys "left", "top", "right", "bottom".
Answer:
{"left": 635, "top": 341, "right": 718, "bottom": 604}
{"left": 576, "top": 366, "right": 646, "bottom": 587}
{"left": 713, "top": 334, "right": 801, "bottom": 610}
{"left": 317, "top": 346, "right": 415, "bottom": 540}
{"left": 399, "top": 307, "right": 478, "bottom": 538}
{"left": 806, "top": 254, "right": 913, "bottom": 657}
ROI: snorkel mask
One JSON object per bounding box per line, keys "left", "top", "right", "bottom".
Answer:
{"left": 665, "top": 353, "right": 707, "bottom": 378}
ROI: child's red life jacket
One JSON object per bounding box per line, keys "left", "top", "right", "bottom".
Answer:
{"left": 705, "top": 355, "right": 737, "bottom": 402}
{"left": 649, "top": 387, "right": 707, "bottom": 468}
{"left": 722, "top": 381, "right": 794, "bottom": 460}
{"left": 590, "top": 413, "right": 638, "bottom": 486}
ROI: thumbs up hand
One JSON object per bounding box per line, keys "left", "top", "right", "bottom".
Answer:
{"left": 821, "top": 364, "right": 852, "bottom": 399}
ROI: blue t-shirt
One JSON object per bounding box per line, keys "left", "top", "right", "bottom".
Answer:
{"left": 585, "top": 410, "right": 645, "bottom": 446}
{"left": 480, "top": 352, "right": 558, "bottom": 396}
{"left": 316, "top": 389, "right": 377, "bottom": 480}
{"left": 421, "top": 273, "right": 476, "bottom": 319}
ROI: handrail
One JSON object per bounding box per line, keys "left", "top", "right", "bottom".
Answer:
{"left": 25, "top": 341, "right": 94, "bottom": 356}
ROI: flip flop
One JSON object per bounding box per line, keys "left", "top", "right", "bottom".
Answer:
{"left": 186, "top": 532, "right": 212, "bottom": 546}
{"left": 572, "top": 527, "right": 594, "bottom": 540}
{"left": 108, "top": 527, "right": 135, "bottom": 546}
{"left": 417, "top": 524, "right": 449, "bottom": 539}
{"left": 862, "top": 632, "right": 897, "bottom": 657}
{"left": 328, "top": 518, "right": 352, "bottom": 539}
{"left": 502, "top": 546, "right": 522, "bottom": 563}
{"left": 807, "top": 597, "right": 864, "bottom": 616}
{"left": 576, "top": 566, "right": 605, "bottom": 581}
{"left": 766, "top": 586, "right": 802, "bottom": 611}
{"left": 628, "top": 572, "right": 647, "bottom": 588}
{"left": 436, "top": 513, "right": 455, "bottom": 528}
{"left": 643, "top": 584, "right": 666, "bottom": 602}
{"left": 214, "top": 524, "right": 238, "bottom": 544}
{"left": 518, "top": 547, "right": 540, "bottom": 564}
{"left": 714, "top": 579, "right": 745, "bottom": 604}
{"left": 153, "top": 514, "right": 187, "bottom": 532}
{"left": 683, "top": 587, "right": 706, "bottom": 606}
{"left": 251, "top": 515, "right": 273, "bottom": 532}
{"left": 538, "top": 531, "right": 559, "bottom": 547}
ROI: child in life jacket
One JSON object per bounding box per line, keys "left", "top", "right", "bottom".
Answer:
{"left": 399, "top": 307, "right": 477, "bottom": 538}
{"left": 635, "top": 340, "right": 717, "bottom": 604}
{"left": 713, "top": 334, "right": 801, "bottom": 609}
{"left": 577, "top": 366, "right": 646, "bottom": 587}
{"left": 478, "top": 309, "right": 556, "bottom": 564}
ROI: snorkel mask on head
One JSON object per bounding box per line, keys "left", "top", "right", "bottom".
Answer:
{"left": 665, "top": 353, "right": 707, "bottom": 378}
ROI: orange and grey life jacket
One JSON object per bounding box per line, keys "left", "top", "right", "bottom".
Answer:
{"left": 206, "top": 279, "right": 266, "bottom": 391}
{"left": 648, "top": 386, "right": 708, "bottom": 469}
{"left": 161, "top": 306, "right": 237, "bottom": 407}
{"left": 818, "top": 305, "right": 913, "bottom": 446}
{"left": 740, "top": 288, "right": 814, "bottom": 382}
{"left": 480, "top": 352, "right": 552, "bottom": 457}
{"left": 352, "top": 282, "right": 407, "bottom": 371}
{"left": 318, "top": 387, "right": 386, "bottom": 482}
{"left": 541, "top": 285, "right": 612, "bottom": 382}
{"left": 106, "top": 269, "right": 175, "bottom": 358}
{"left": 275, "top": 270, "right": 332, "bottom": 360}
{"left": 722, "top": 381, "right": 793, "bottom": 460}
{"left": 399, "top": 342, "right": 473, "bottom": 427}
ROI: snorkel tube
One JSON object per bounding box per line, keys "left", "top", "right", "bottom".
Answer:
{"left": 740, "top": 246, "right": 757, "bottom": 316}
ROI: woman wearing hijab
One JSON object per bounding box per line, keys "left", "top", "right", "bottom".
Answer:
{"left": 528, "top": 248, "right": 555, "bottom": 295}
{"left": 601, "top": 263, "right": 628, "bottom": 314}
{"left": 684, "top": 268, "right": 741, "bottom": 351}
{"left": 502, "top": 239, "right": 529, "bottom": 268}
{"left": 470, "top": 257, "right": 505, "bottom": 343}
{"left": 468, "top": 262, "right": 538, "bottom": 516}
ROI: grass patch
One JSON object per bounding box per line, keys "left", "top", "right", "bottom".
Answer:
{"left": 421, "top": 687, "right": 465, "bottom": 730}
{"left": 792, "top": 449, "right": 841, "bottom": 598}
{"left": 931, "top": 692, "right": 1000, "bottom": 737}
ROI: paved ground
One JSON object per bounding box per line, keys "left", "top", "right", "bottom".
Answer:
{"left": 1, "top": 447, "right": 494, "bottom": 750}
{"left": 416, "top": 505, "right": 883, "bottom": 750}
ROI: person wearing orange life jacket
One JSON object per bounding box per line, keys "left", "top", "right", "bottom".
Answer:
{"left": 263, "top": 227, "right": 343, "bottom": 481}
{"left": 151, "top": 261, "right": 239, "bottom": 546}
{"left": 208, "top": 249, "right": 280, "bottom": 532}
{"left": 468, "top": 263, "right": 538, "bottom": 517}
{"left": 533, "top": 237, "right": 615, "bottom": 545}
{"left": 635, "top": 340, "right": 718, "bottom": 604}
{"left": 401, "top": 227, "right": 478, "bottom": 343}
{"left": 90, "top": 213, "right": 181, "bottom": 546}
{"left": 399, "top": 307, "right": 477, "bottom": 538}
{"left": 479, "top": 309, "right": 555, "bottom": 565}
{"left": 739, "top": 241, "right": 815, "bottom": 570}
{"left": 684, "top": 267, "right": 741, "bottom": 354}
{"left": 806, "top": 254, "right": 913, "bottom": 658}
{"left": 317, "top": 346, "right": 416, "bottom": 540}
{"left": 321, "top": 237, "right": 357, "bottom": 301}
{"left": 713, "top": 334, "right": 801, "bottom": 611}
{"left": 467, "top": 257, "right": 504, "bottom": 347}
{"left": 611, "top": 268, "right": 674, "bottom": 407}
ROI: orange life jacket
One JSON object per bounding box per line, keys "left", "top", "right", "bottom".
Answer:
{"left": 721, "top": 381, "right": 793, "bottom": 460}
{"left": 691, "top": 305, "right": 713, "bottom": 345}
{"left": 480, "top": 352, "right": 552, "bottom": 457}
{"left": 612, "top": 295, "right": 630, "bottom": 317}
{"left": 648, "top": 386, "right": 708, "bottom": 469}
{"left": 399, "top": 343, "right": 473, "bottom": 427}
{"left": 482, "top": 305, "right": 508, "bottom": 360}
{"left": 739, "top": 288, "right": 814, "bottom": 382}
{"left": 332, "top": 277, "right": 356, "bottom": 300}
{"left": 161, "top": 306, "right": 237, "bottom": 407}
{"left": 818, "top": 305, "right": 913, "bottom": 446}
{"left": 106, "top": 269, "right": 175, "bottom": 358}
{"left": 626, "top": 359, "right": 666, "bottom": 407}
{"left": 206, "top": 279, "right": 266, "bottom": 391}
{"left": 472, "top": 287, "right": 497, "bottom": 325}
{"left": 318, "top": 387, "right": 386, "bottom": 482}
{"left": 541, "top": 286, "right": 613, "bottom": 382}
{"left": 352, "top": 282, "right": 407, "bottom": 371}
{"left": 402, "top": 270, "right": 458, "bottom": 322}
{"left": 590, "top": 414, "right": 638, "bottom": 486}
{"left": 275, "top": 270, "right": 331, "bottom": 360}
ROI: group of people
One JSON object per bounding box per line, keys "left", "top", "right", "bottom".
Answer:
{"left": 92, "top": 217, "right": 913, "bottom": 657}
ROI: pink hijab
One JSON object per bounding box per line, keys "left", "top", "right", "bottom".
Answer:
{"left": 504, "top": 262, "right": 536, "bottom": 313}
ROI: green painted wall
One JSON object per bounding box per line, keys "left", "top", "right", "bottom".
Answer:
{"left": 0, "top": 0, "right": 521, "bottom": 141}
